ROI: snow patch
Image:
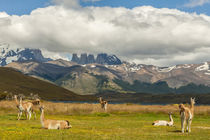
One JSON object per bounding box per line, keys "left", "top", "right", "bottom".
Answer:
{"left": 195, "top": 62, "right": 209, "bottom": 71}
{"left": 205, "top": 72, "right": 210, "bottom": 75}
{"left": 90, "top": 65, "right": 96, "bottom": 68}
{"left": 123, "top": 64, "right": 142, "bottom": 72}
{"left": 82, "top": 64, "right": 86, "bottom": 67}
{"left": 5, "top": 55, "right": 18, "bottom": 64}
{"left": 157, "top": 66, "right": 176, "bottom": 72}
{"left": 129, "top": 66, "right": 142, "bottom": 72}
{"left": 176, "top": 64, "right": 192, "bottom": 69}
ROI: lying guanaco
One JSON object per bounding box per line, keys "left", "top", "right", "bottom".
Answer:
{"left": 39, "top": 106, "right": 72, "bottom": 129}
{"left": 152, "top": 112, "right": 174, "bottom": 126}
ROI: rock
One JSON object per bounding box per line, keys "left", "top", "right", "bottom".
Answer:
{"left": 87, "top": 54, "right": 95, "bottom": 64}
{"left": 71, "top": 53, "right": 79, "bottom": 63}
{"left": 79, "top": 53, "right": 88, "bottom": 64}
{"left": 96, "top": 53, "right": 108, "bottom": 64}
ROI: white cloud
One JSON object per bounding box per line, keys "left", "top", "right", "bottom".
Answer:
{"left": 41, "top": 49, "right": 71, "bottom": 60}
{"left": 184, "top": 0, "right": 210, "bottom": 7}
{"left": 0, "top": 5, "right": 210, "bottom": 66}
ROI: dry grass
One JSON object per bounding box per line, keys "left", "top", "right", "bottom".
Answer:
{"left": 1, "top": 100, "right": 210, "bottom": 140}
{"left": 1, "top": 100, "right": 210, "bottom": 116}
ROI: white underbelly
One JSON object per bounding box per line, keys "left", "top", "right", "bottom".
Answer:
{"left": 48, "top": 123, "right": 60, "bottom": 129}
{"left": 154, "top": 121, "right": 168, "bottom": 126}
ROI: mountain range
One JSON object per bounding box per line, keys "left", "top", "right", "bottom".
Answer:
{"left": 1, "top": 45, "right": 210, "bottom": 95}
{"left": 0, "top": 43, "right": 51, "bottom": 66}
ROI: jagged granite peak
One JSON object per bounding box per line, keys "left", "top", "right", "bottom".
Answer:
{"left": 87, "top": 54, "right": 95, "bottom": 64}
{"left": 0, "top": 44, "right": 51, "bottom": 66}
{"left": 96, "top": 53, "right": 107, "bottom": 64}
{"left": 96, "top": 53, "right": 122, "bottom": 65}
{"left": 106, "top": 55, "right": 122, "bottom": 65}
{"left": 71, "top": 53, "right": 122, "bottom": 65}
{"left": 71, "top": 53, "right": 79, "bottom": 63}
{"left": 18, "top": 48, "right": 50, "bottom": 62}
{"left": 79, "top": 53, "right": 88, "bottom": 64}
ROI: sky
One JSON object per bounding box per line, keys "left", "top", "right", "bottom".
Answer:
{"left": 0, "top": 0, "right": 210, "bottom": 66}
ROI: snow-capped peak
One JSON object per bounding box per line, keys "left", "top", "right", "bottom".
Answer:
{"left": 0, "top": 44, "right": 50, "bottom": 66}
{"left": 195, "top": 62, "right": 209, "bottom": 72}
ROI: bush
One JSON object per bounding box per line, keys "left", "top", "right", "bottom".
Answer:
{"left": 0, "top": 92, "right": 8, "bottom": 100}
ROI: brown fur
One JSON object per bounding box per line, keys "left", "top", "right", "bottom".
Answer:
{"left": 23, "top": 99, "right": 41, "bottom": 119}
{"left": 99, "top": 97, "right": 108, "bottom": 111}
{"left": 40, "top": 106, "right": 71, "bottom": 129}
{"left": 14, "top": 95, "right": 33, "bottom": 120}
{"left": 179, "top": 98, "right": 195, "bottom": 133}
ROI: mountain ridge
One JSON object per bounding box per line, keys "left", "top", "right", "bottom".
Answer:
{"left": 0, "top": 67, "right": 96, "bottom": 101}
{"left": 1, "top": 46, "right": 210, "bottom": 95}
{"left": 5, "top": 60, "right": 210, "bottom": 95}
{"left": 0, "top": 44, "right": 51, "bottom": 66}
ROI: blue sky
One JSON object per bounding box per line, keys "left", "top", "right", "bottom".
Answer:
{"left": 0, "top": 0, "right": 50, "bottom": 15}
{"left": 0, "top": 0, "right": 210, "bottom": 16}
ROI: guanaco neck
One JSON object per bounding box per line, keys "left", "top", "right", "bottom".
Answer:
{"left": 14, "top": 97, "right": 19, "bottom": 106}
{"left": 99, "top": 97, "right": 103, "bottom": 104}
{"left": 19, "top": 97, "right": 23, "bottom": 107}
{"left": 169, "top": 114, "right": 173, "bottom": 123}
{"left": 40, "top": 109, "right": 45, "bottom": 125}
{"left": 190, "top": 101, "right": 194, "bottom": 115}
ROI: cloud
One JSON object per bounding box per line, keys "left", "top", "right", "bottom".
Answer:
{"left": 184, "top": 0, "right": 210, "bottom": 7}
{"left": 0, "top": 5, "right": 210, "bottom": 66}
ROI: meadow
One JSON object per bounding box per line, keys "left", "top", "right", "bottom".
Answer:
{"left": 0, "top": 101, "right": 210, "bottom": 140}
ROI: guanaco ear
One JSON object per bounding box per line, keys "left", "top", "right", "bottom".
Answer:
{"left": 191, "top": 97, "right": 195, "bottom": 102}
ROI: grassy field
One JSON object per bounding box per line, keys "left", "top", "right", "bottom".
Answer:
{"left": 0, "top": 101, "right": 210, "bottom": 140}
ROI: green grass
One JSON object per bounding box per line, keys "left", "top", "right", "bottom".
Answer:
{"left": 0, "top": 112, "right": 210, "bottom": 140}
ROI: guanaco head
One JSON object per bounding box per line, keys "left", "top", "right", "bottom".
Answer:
{"left": 168, "top": 112, "right": 172, "bottom": 115}
{"left": 190, "top": 97, "right": 195, "bottom": 105}
{"left": 179, "top": 104, "right": 185, "bottom": 109}
{"left": 34, "top": 99, "right": 41, "bottom": 105}
{"left": 65, "top": 120, "right": 72, "bottom": 129}
{"left": 39, "top": 106, "right": 44, "bottom": 112}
